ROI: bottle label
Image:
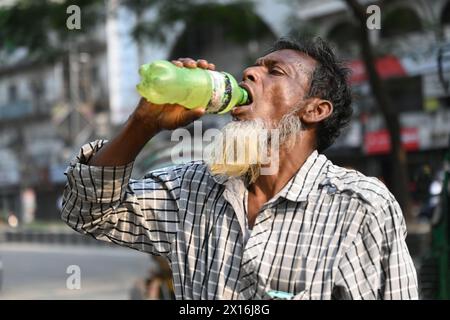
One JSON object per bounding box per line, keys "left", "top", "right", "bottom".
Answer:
{"left": 206, "top": 70, "right": 232, "bottom": 113}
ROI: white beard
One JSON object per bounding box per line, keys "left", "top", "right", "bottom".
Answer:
{"left": 205, "top": 110, "right": 304, "bottom": 183}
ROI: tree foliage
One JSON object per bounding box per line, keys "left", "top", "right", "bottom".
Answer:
{"left": 0, "top": 0, "right": 103, "bottom": 59}
{"left": 1, "top": 0, "right": 269, "bottom": 61}
{"left": 124, "top": 0, "right": 268, "bottom": 45}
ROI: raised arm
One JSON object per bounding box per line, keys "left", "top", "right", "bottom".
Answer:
{"left": 61, "top": 58, "right": 214, "bottom": 255}
{"left": 88, "top": 57, "right": 216, "bottom": 166}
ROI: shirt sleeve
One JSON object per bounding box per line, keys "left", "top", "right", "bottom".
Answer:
{"left": 61, "top": 140, "right": 181, "bottom": 257}
{"left": 333, "top": 199, "right": 419, "bottom": 300}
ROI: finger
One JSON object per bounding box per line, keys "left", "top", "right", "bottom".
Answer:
{"left": 178, "top": 58, "right": 197, "bottom": 68}
{"left": 182, "top": 107, "right": 206, "bottom": 124}
{"left": 191, "top": 107, "right": 206, "bottom": 119}
{"left": 171, "top": 60, "right": 183, "bottom": 67}
{"left": 187, "top": 108, "right": 206, "bottom": 121}
{"left": 207, "top": 63, "right": 215, "bottom": 71}
{"left": 197, "top": 59, "right": 209, "bottom": 69}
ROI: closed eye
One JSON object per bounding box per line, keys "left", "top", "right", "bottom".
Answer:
{"left": 270, "top": 68, "right": 284, "bottom": 76}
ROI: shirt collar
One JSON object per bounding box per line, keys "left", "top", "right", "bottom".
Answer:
{"left": 208, "top": 150, "right": 329, "bottom": 202}
{"left": 277, "top": 150, "right": 329, "bottom": 202}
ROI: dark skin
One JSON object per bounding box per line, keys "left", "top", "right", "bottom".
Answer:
{"left": 88, "top": 51, "right": 333, "bottom": 229}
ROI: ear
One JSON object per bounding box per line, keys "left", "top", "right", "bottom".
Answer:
{"left": 300, "top": 98, "right": 333, "bottom": 124}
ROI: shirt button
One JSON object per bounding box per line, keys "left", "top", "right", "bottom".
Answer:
{"left": 367, "top": 266, "right": 376, "bottom": 275}
{"left": 327, "top": 185, "right": 337, "bottom": 194}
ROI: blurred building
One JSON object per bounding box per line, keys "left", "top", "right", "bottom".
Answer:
{"left": 0, "top": 0, "right": 284, "bottom": 221}
{"left": 0, "top": 0, "right": 449, "bottom": 221}
{"left": 0, "top": 6, "right": 110, "bottom": 221}
{"left": 295, "top": 0, "right": 450, "bottom": 205}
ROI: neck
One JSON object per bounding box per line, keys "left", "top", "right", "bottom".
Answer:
{"left": 249, "top": 140, "right": 315, "bottom": 200}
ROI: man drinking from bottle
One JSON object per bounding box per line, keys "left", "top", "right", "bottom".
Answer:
{"left": 61, "top": 37, "right": 418, "bottom": 300}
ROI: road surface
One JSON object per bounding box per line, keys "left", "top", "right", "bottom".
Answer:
{"left": 0, "top": 243, "right": 153, "bottom": 299}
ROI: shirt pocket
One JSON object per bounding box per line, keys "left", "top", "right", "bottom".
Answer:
{"left": 267, "top": 255, "right": 309, "bottom": 296}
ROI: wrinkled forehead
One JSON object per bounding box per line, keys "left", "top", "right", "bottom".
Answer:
{"left": 261, "top": 49, "right": 316, "bottom": 79}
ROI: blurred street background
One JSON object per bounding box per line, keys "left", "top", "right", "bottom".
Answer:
{"left": 0, "top": 0, "right": 449, "bottom": 299}
{"left": 0, "top": 243, "right": 151, "bottom": 299}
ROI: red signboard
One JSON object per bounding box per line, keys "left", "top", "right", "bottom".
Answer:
{"left": 349, "top": 55, "right": 407, "bottom": 84}
{"left": 364, "top": 128, "right": 419, "bottom": 155}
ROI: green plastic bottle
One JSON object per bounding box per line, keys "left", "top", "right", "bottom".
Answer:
{"left": 136, "top": 60, "right": 249, "bottom": 114}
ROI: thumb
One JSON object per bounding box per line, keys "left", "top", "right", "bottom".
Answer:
{"left": 181, "top": 107, "right": 206, "bottom": 125}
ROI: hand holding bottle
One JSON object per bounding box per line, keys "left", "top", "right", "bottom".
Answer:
{"left": 134, "top": 58, "right": 216, "bottom": 132}
{"left": 88, "top": 58, "right": 214, "bottom": 167}
{"left": 171, "top": 57, "right": 216, "bottom": 71}
{"left": 137, "top": 58, "right": 248, "bottom": 117}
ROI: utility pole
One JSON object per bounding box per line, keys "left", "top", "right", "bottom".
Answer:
{"left": 69, "top": 41, "right": 81, "bottom": 145}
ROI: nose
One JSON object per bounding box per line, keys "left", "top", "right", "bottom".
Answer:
{"left": 242, "top": 66, "right": 259, "bottom": 82}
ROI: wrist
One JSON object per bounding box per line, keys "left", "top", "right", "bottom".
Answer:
{"left": 131, "top": 98, "right": 162, "bottom": 136}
